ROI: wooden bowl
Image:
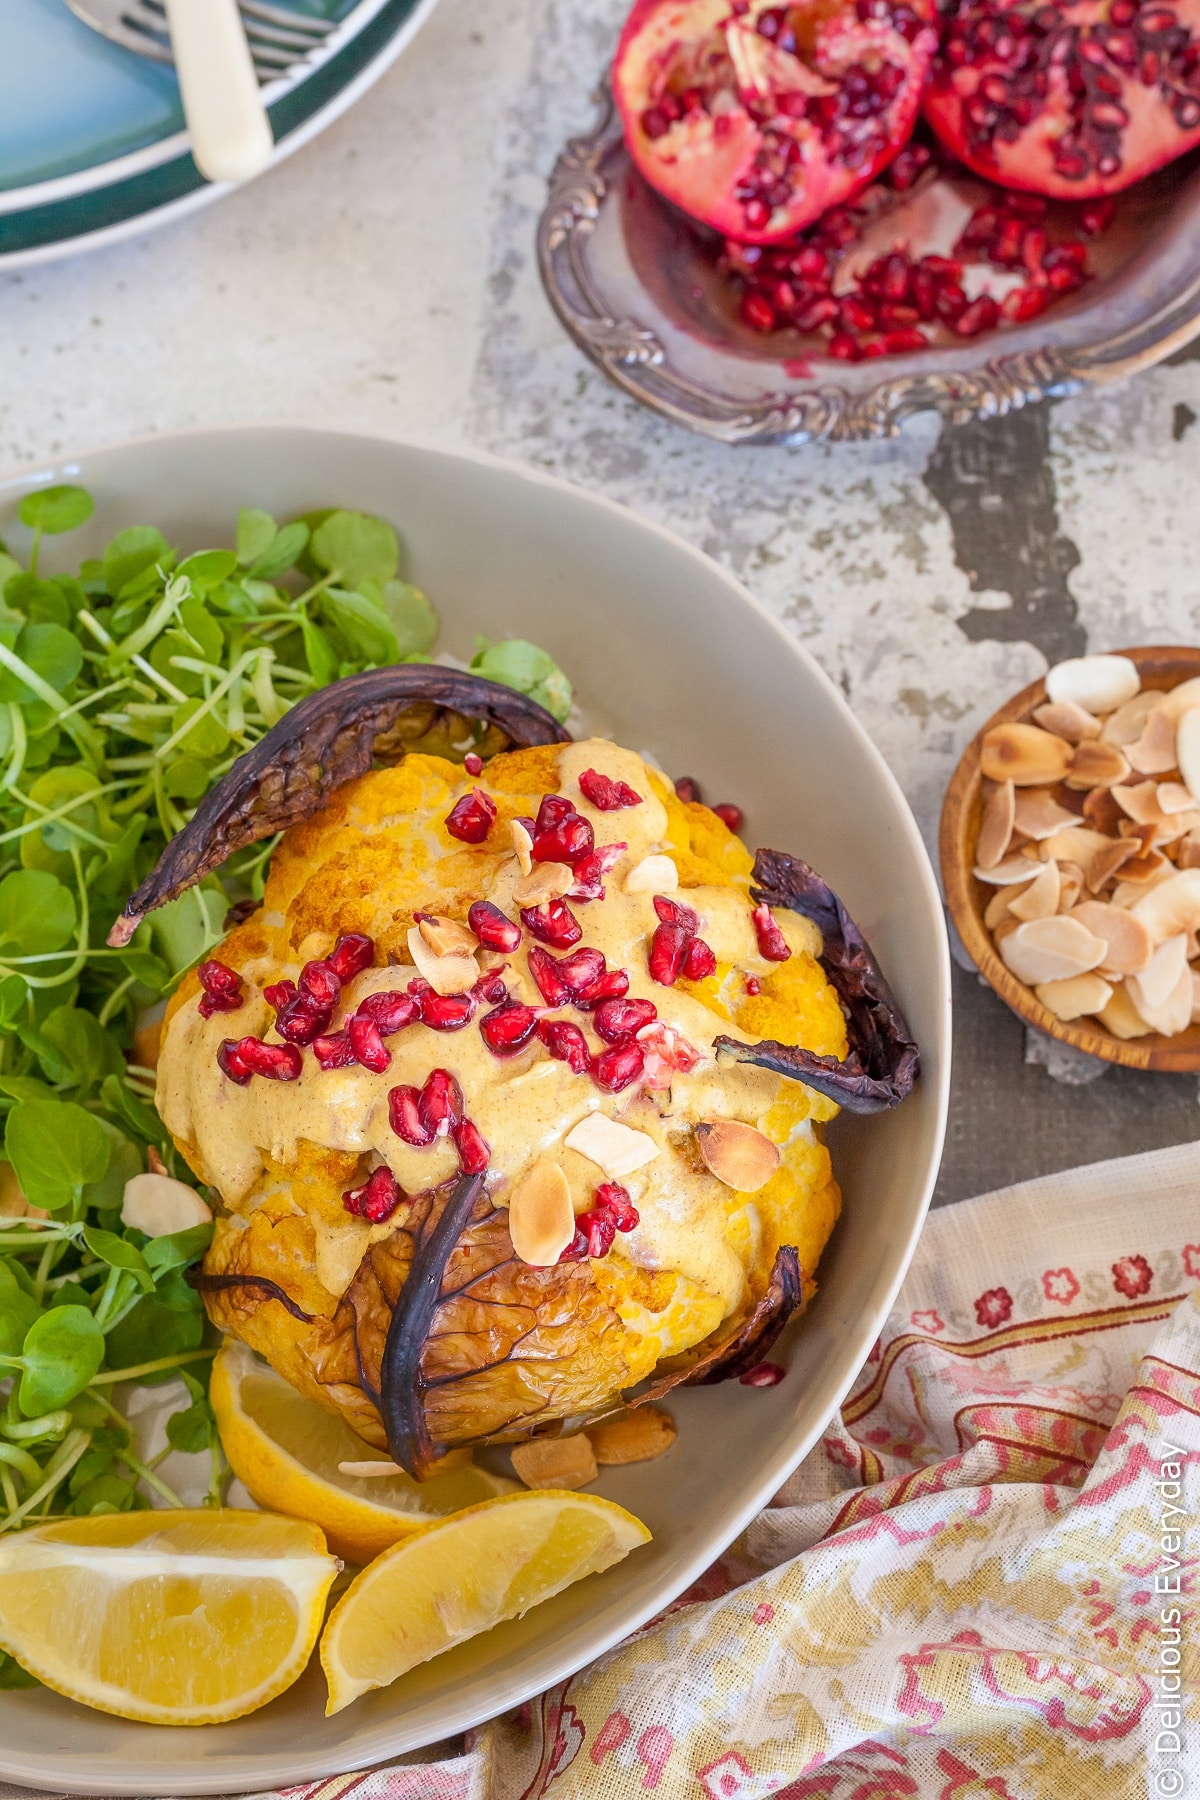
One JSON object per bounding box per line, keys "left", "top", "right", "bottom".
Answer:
{"left": 940, "top": 644, "right": 1200, "bottom": 1072}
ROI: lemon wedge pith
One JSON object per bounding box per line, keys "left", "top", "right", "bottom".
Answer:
{"left": 320, "top": 1489, "right": 650, "bottom": 1715}
{"left": 210, "top": 1338, "right": 514, "bottom": 1564}
{"left": 0, "top": 1510, "right": 338, "bottom": 1726}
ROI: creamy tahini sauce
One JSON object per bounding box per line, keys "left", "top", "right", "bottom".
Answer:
{"left": 157, "top": 739, "right": 827, "bottom": 1320}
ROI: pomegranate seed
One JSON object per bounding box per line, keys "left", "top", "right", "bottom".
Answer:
{"left": 263, "top": 979, "right": 297, "bottom": 1015}
{"left": 521, "top": 899, "right": 582, "bottom": 948}
{"left": 413, "top": 986, "right": 477, "bottom": 1030}
{"left": 453, "top": 1119, "right": 490, "bottom": 1174}
{"left": 555, "top": 947, "right": 607, "bottom": 994}
{"left": 217, "top": 1039, "right": 253, "bottom": 1085}
{"left": 468, "top": 900, "right": 521, "bottom": 952}
{"left": 591, "top": 1041, "right": 645, "bottom": 1092}
{"left": 569, "top": 842, "right": 626, "bottom": 900}
{"left": 577, "top": 768, "right": 643, "bottom": 810}
{"left": 921, "top": 255, "right": 963, "bottom": 283}
{"left": 712, "top": 802, "right": 743, "bottom": 832}
{"left": 356, "top": 990, "right": 419, "bottom": 1035}
{"left": 233, "top": 1037, "right": 303, "bottom": 1081}
{"left": 883, "top": 329, "right": 929, "bottom": 353}
{"left": 745, "top": 974, "right": 762, "bottom": 997}
{"left": 419, "top": 1068, "right": 464, "bottom": 1135}
{"left": 860, "top": 339, "right": 890, "bottom": 360}
{"left": 348, "top": 1014, "right": 391, "bottom": 1072}
{"left": 1078, "top": 196, "right": 1116, "bottom": 235}
{"left": 536, "top": 1018, "right": 591, "bottom": 1073}
{"left": 535, "top": 795, "right": 574, "bottom": 831}
{"left": 740, "top": 1361, "right": 786, "bottom": 1387}
{"left": 740, "top": 290, "right": 777, "bottom": 332}
{"left": 559, "top": 1213, "right": 615, "bottom": 1262}
{"left": 480, "top": 1000, "right": 539, "bottom": 1055}
{"left": 328, "top": 934, "right": 374, "bottom": 982}
{"left": 682, "top": 935, "right": 717, "bottom": 980}
{"left": 389, "top": 1085, "right": 434, "bottom": 1146}
{"left": 793, "top": 296, "right": 839, "bottom": 332}
{"left": 828, "top": 332, "right": 862, "bottom": 362}
{"left": 888, "top": 143, "right": 931, "bottom": 189}
{"left": 653, "top": 895, "right": 699, "bottom": 932}
{"left": 593, "top": 997, "right": 658, "bottom": 1044}
{"left": 573, "top": 968, "right": 630, "bottom": 1009}
{"left": 474, "top": 968, "right": 509, "bottom": 1004}
{"left": 464, "top": 751, "right": 483, "bottom": 776}
{"left": 953, "top": 295, "right": 1000, "bottom": 337}
{"left": 197, "top": 959, "right": 244, "bottom": 1017}
{"left": 1002, "top": 283, "right": 1050, "bottom": 322}
{"left": 275, "top": 994, "right": 331, "bottom": 1045}
{"left": 312, "top": 1031, "right": 356, "bottom": 1069}
{"left": 674, "top": 777, "right": 702, "bottom": 803}
{"left": 528, "top": 946, "right": 571, "bottom": 1006}
{"left": 935, "top": 282, "right": 969, "bottom": 322}
{"left": 641, "top": 105, "right": 671, "bottom": 139}
{"left": 445, "top": 789, "right": 497, "bottom": 844}
{"left": 595, "top": 1181, "right": 640, "bottom": 1232}
{"left": 649, "top": 921, "right": 689, "bottom": 986}
{"left": 343, "top": 1167, "right": 403, "bottom": 1223}
{"left": 533, "top": 812, "right": 594, "bottom": 865}
{"left": 298, "top": 960, "right": 340, "bottom": 1011}
{"left": 839, "top": 295, "right": 875, "bottom": 334}
{"left": 751, "top": 903, "right": 791, "bottom": 962}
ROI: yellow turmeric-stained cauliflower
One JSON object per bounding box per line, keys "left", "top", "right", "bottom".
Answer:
{"left": 157, "top": 738, "right": 845, "bottom": 1474}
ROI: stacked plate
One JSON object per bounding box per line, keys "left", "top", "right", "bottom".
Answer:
{"left": 0, "top": 0, "right": 437, "bottom": 268}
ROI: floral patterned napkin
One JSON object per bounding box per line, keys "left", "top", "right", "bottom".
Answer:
{"left": 4, "top": 1139, "right": 1197, "bottom": 1800}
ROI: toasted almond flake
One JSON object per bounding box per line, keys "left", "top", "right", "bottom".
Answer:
{"left": 1128, "top": 931, "right": 1189, "bottom": 1009}
{"left": 1032, "top": 698, "right": 1101, "bottom": 743}
{"left": 980, "top": 722, "right": 1073, "bottom": 787}
{"left": 1112, "top": 780, "right": 1164, "bottom": 825}
{"left": 1064, "top": 740, "right": 1131, "bottom": 791}
{"left": 510, "top": 1433, "right": 598, "bottom": 1491}
{"left": 1011, "top": 791, "right": 1079, "bottom": 841}
{"left": 1158, "top": 781, "right": 1195, "bottom": 815}
{"left": 417, "top": 914, "right": 478, "bottom": 958}
{"left": 1126, "top": 705, "right": 1178, "bottom": 775}
{"left": 1176, "top": 706, "right": 1200, "bottom": 805}
{"left": 1007, "top": 859, "right": 1061, "bottom": 921}
{"left": 1147, "top": 675, "right": 1200, "bottom": 723}
{"left": 405, "top": 926, "right": 478, "bottom": 996}
{"left": 1177, "top": 830, "right": 1200, "bottom": 870}
{"left": 976, "top": 780, "right": 1015, "bottom": 870}
{"left": 998, "top": 915, "right": 1107, "bottom": 986}
{"left": 1118, "top": 849, "right": 1167, "bottom": 883}
{"left": 1056, "top": 863, "right": 1084, "bottom": 913}
{"left": 121, "top": 1174, "right": 212, "bottom": 1238}
{"left": 1034, "top": 972, "right": 1113, "bottom": 1021}
{"left": 1084, "top": 837, "right": 1139, "bottom": 894}
{"left": 1111, "top": 865, "right": 1176, "bottom": 908}
{"left": 1067, "top": 901, "right": 1153, "bottom": 975}
{"left": 337, "top": 1460, "right": 406, "bottom": 1478}
{"left": 1082, "top": 786, "right": 1124, "bottom": 834}
{"left": 1037, "top": 826, "right": 1111, "bottom": 865}
{"left": 564, "top": 1112, "right": 659, "bottom": 1179}
{"left": 1098, "top": 983, "right": 1153, "bottom": 1038}
{"left": 1045, "top": 654, "right": 1139, "bottom": 715}
{"left": 586, "top": 1407, "right": 677, "bottom": 1466}
{"left": 512, "top": 861, "right": 575, "bottom": 906}
{"left": 507, "top": 1160, "right": 577, "bottom": 1266}
{"left": 984, "top": 886, "right": 1019, "bottom": 930}
{"left": 1129, "top": 869, "right": 1200, "bottom": 944}
{"left": 973, "top": 856, "right": 1043, "bottom": 886}
{"left": 624, "top": 853, "right": 679, "bottom": 895}
{"left": 511, "top": 819, "right": 534, "bottom": 876}
{"left": 694, "top": 1120, "right": 781, "bottom": 1193}
{"left": 993, "top": 917, "right": 1019, "bottom": 945}
{"left": 1102, "top": 690, "right": 1157, "bottom": 746}
{"left": 1128, "top": 946, "right": 1193, "bottom": 1035}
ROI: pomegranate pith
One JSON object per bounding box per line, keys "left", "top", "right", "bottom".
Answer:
{"left": 613, "top": 0, "right": 940, "bottom": 243}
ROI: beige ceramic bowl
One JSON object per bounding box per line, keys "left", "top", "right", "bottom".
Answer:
{"left": 0, "top": 427, "right": 949, "bottom": 1795}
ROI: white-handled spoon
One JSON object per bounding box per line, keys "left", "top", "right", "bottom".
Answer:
{"left": 162, "top": 0, "right": 274, "bottom": 183}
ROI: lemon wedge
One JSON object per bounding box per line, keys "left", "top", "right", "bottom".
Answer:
{"left": 0, "top": 1509, "right": 337, "bottom": 1725}
{"left": 320, "top": 1489, "right": 650, "bottom": 1714}
{"left": 211, "top": 1339, "right": 515, "bottom": 1564}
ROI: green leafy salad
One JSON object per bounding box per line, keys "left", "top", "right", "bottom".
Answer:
{"left": 0, "top": 483, "right": 570, "bottom": 1680}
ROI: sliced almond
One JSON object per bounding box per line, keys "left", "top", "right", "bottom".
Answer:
{"left": 337, "top": 1459, "right": 406, "bottom": 1478}
{"left": 624, "top": 853, "right": 679, "bottom": 895}
{"left": 1037, "top": 826, "right": 1110, "bottom": 865}
{"left": 564, "top": 1112, "right": 659, "bottom": 1179}
{"left": 1147, "top": 675, "right": 1200, "bottom": 723}
{"left": 694, "top": 1120, "right": 781, "bottom": 1193}
{"left": 1098, "top": 983, "right": 1153, "bottom": 1039}
{"left": 417, "top": 913, "right": 478, "bottom": 958}
{"left": 1112, "top": 780, "right": 1164, "bottom": 826}
{"left": 121, "top": 1174, "right": 212, "bottom": 1237}
{"left": 973, "top": 856, "right": 1043, "bottom": 886}
{"left": 1067, "top": 901, "right": 1153, "bottom": 975}
{"left": 1045, "top": 654, "right": 1139, "bottom": 715}
{"left": 1128, "top": 931, "right": 1189, "bottom": 1009}
{"left": 1129, "top": 868, "right": 1200, "bottom": 944}
{"left": 1176, "top": 830, "right": 1200, "bottom": 870}
{"left": 1117, "top": 849, "right": 1167, "bottom": 884}
{"left": 511, "top": 818, "right": 534, "bottom": 876}
{"left": 1007, "top": 859, "right": 1061, "bottom": 921}
{"left": 1158, "top": 781, "right": 1196, "bottom": 815}
{"left": 586, "top": 1406, "right": 677, "bottom": 1466}
{"left": 1082, "top": 786, "right": 1124, "bottom": 834}
{"left": 1034, "top": 972, "right": 1113, "bottom": 1021}
{"left": 406, "top": 925, "right": 478, "bottom": 996}
{"left": 1126, "top": 705, "right": 1178, "bottom": 776}
{"left": 1102, "top": 690, "right": 1157, "bottom": 746}
{"left": 1112, "top": 865, "right": 1176, "bottom": 908}
{"left": 993, "top": 917, "right": 1020, "bottom": 945}
{"left": 998, "top": 915, "right": 1107, "bottom": 986}
{"left": 512, "top": 861, "right": 574, "bottom": 906}
{"left": 507, "top": 1160, "right": 577, "bottom": 1266}
{"left": 1056, "top": 863, "right": 1084, "bottom": 913}
{"left": 1064, "top": 740, "right": 1130, "bottom": 791}
{"left": 976, "top": 780, "right": 1015, "bottom": 870}
{"left": 980, "top": 722, "right": 1073, "bottom": 787}
{"left": 1128, "top": 948, "right": 1193, "bottom": 1036}
{"left": 983, "top": 886, "right": 1019, "bottom": 930}
{"left": 1011, "top": 790, "right": 1079, "bottom": 841}
{"left": 1085, "top": 837, "right": 1139, "bottom": 894}
{"left": 510, "top": 1433, "right": 598, "bottom": 1491}
{"left": 1176, "top": 705, "right": 1200, "bottom": 805}
{"left": 1032, "top": 698, "right": 1101, "bottom": 743}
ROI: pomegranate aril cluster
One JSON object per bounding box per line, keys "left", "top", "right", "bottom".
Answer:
{"left": 558, "top": 1182, "right": 641, "bottom": 1263}
{"left": 197, "top": 959, "right": 244, "bottom": 1019}
{"left": 342, "top": 1166, "right": 405, "bottom": 1223}
{"left": 388, "top": 1067, "right": 490, "bottom": 1175}
{"left": 649, "top": 895, "right": 717, "bottom": 987}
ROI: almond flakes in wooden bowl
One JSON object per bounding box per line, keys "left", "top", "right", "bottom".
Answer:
{"left": 940, "top": 646, "right": 1200, "bottom": 1070}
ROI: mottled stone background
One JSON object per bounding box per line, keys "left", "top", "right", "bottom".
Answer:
{"left": 5, "top": 0, "right": 1200, "bottom": 1202}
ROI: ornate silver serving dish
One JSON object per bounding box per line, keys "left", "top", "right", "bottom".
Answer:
{"left": 537, "top": 84, "right": 1200, "bottom": 445}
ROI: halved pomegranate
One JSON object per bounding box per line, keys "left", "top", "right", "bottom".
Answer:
{"left": 612, "top": 0, "right": 940, "bottom": 243}
{"left": 924, "top": 0, "right": 1200, "bottom": 196}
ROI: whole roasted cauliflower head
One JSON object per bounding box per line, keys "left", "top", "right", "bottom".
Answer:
{"left": 157, "top": 737, "right": 849, "bottom": 1475}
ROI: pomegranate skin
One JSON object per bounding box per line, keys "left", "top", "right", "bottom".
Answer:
{"left": 613, "top": 0, "right": 939, "bottom": 245}
{"left": 923, "top": 0, "right": 1200, "bottom": 198}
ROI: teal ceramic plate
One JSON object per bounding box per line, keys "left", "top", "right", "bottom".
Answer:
{"left": 0, "top": 0, "right": 438, "bottom": 267}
